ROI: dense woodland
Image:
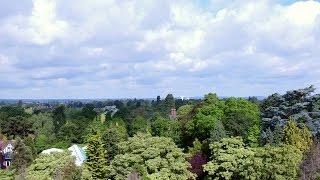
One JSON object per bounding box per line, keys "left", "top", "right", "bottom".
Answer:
{"left": 0, "top": 86, "right": 320, "bottom": 179}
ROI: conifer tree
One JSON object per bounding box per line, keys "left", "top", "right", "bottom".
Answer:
{"left": 273, "top": 124, "right": 284, "bottom": 145}
{"left": 284, "top": 120, "right": 313, "bottom": 152}
{"left": 86, "top": 134, "right": 109, "bottom": 179}
{"left": 12, "top": 137, "right": 33, "bottom": 176}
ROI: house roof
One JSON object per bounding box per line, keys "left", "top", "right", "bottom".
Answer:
{"left": 0, "top": 140, "right": 14, "bottom": 151}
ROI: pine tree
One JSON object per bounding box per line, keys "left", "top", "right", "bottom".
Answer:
{"left": 265, "top": 127, "right": 274, "bottom": 145}
{"left": 12, "top": 137, "right": 33, "bottom": 176}
{"left": 52, "top": 105, "right": 66, "bottom": 135}
{"left": 86, "top": 134, "right": 109, "bottom": 179}
{"left": 273, "top": 124, "right": 284, "bottom": 145}
{"left": 210, "top": 120, "right": 227, "bottom": 143}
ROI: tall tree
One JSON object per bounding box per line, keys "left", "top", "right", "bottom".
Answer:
{"left": 86, "top": 134, "right": 109, "bottom": 179}
{"left": 24, "top": 136, "right": 37, "bottom": 159}
{"left": 187, "top": 93, "right": 224, "bottom": 141}
{"left": 223, "top": 97, "right": 260, "bottom": 146}
{"left": 162, "top": 94, "right": 175, "bottom": 116}
{"left": 52, "top": 105, "right": 66, "bottom": 135}
{"left": 102, "top": 122, "right": 128, "bottom": 161}
{"left": 12, "top": 138, "right": 33, "bottom": 177}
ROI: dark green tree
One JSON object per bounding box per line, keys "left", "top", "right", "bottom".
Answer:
{"left": 102, "top": 122, "right": 128, "bottom": 161}
{"left": 161, "top": 94, "right": 175, "bottom": 116}
{"left": 52, "top": 105, "right": 66, "bottom": 135}
{"left": 151, "top": 116, "right": 181, "bottom": 144}
{"left": 2, "top": 116, "right": 33, "bottom": 138}
{"left": 130, "top": 116, "right": 150, "bottom": 136}
{"left": 187, "top": 93, "right": 224, "bottom": 141}
{"left": 81, "top": 103, "right": 97, "bottom": 120}
{"left": 210, "top": 120, "right": 227, "bottom": 143}
{"left": 58, "top": 121, "right": 83, "bottom": 144}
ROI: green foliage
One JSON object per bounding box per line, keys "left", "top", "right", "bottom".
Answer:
{"left": 110, "top": 133, "right": 195, "bottom": 180}
{"left": 2, "top": 116, "right": 33, "bottom": 138}
{"left": 24, "top": 136, "right": 37, "bottom": 159}
{"left": 12, "top": 138, "right": 33, "bottom": 175}
{"left": 151, "top": 116, "right": 181, "bottom": 144}
{"left": 187, "top": 93, "right": 224, "bottom": 141}
{"left": 83, "top": 119, "right": 107, "bottom": 141}
{"left": 26, "top": 152, "right": 81, "bottom": 180}
{"left": 52, "top": 105, "right": 66, "bottom": 135}
{"left": 177, "top": 104, "right": 193, "bottom": 119}
{"left": 284, "top": 120, "right": 313, "bottom": 152}
{"left": 210, "top": 120, "right": 227, "bottom": 143}
{"left": 86, "top": 134, "right": 109, "bottom": 179}
{"left": 204, "top": 137, "right": 303, "bottom": 180}
{"left": 130, "top": 116, "right": 151, "bottom": 136}
{"left": 58, "top": 121, "right": 83, "bottom": 143}
{"left": 30, "top": 113, "right": 56, "bottom": 153}
{"left": 264, "top": 124, "right": 284, "bottom": 146}
{"left": 251, "top": 145, "right": 303, "bottom": 180}
{"left": 162, "top": 94, "right": 175, "bottom": 116}
{"left": 102, "top": 121, "right": 128, "bottom": 161}
{"left": 30, "top": 113, "right": 54, "bottom": 137}
{"left": 81, "top": 103, "right": 97, "bottom": 120}
{"left": 204, "top": 137, "right": 254, "bottom": 180}
{"left": 35, "top": 134, "right": 49, "bottom": 153}
{"left": 0, "top": 170, "right": 14, "bottom": 180}
{"left": 223, "top": 98, "right": 260, "bottom": 146}
{"left": 188, "top": 139, "right": 202, "bottom": 155}
{"left": 0, "top": 106, "right": 28, "bottom": 118}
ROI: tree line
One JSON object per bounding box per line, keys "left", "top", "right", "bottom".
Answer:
{"left": 0, "top": 86, "right": 320, "bottom": 179}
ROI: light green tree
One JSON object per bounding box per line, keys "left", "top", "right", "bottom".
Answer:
{"left": 26, "top": 152, "right": 81, "bottom": 180}
{"left": 85, "top": 134, "right": 109, "bottom": 179}
{"left": 204, "top": 137, "right": 303, "bottom": 180}
{"left": 177, "top": 104, "right": 193, "bottom": 119}
{"left": 110, "top": 133, "right": 195, "bottom": 180}
{"left": 284, "top": 120, "right": 313, "bottom": 152}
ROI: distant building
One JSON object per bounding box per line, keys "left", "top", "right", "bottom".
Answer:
{"left": 94, "top": 105, "right": 119, "bottom": 118}
{"left": 169, "top": 108, "right": 177, "bottom": 120}
{"left": 0, "top": 140, "right": 14, "bottom": 169}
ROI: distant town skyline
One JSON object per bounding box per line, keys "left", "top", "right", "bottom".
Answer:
{"left": 0, "top": 0, "right": 319, "bottom": 98}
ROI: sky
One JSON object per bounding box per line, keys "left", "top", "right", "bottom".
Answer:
{"left": 0, "top": 0, "right": 320, "bottom": 99}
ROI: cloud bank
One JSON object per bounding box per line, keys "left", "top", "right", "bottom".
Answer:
{"left": 0, "top": 0, "right": 319, "bottom": 98}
